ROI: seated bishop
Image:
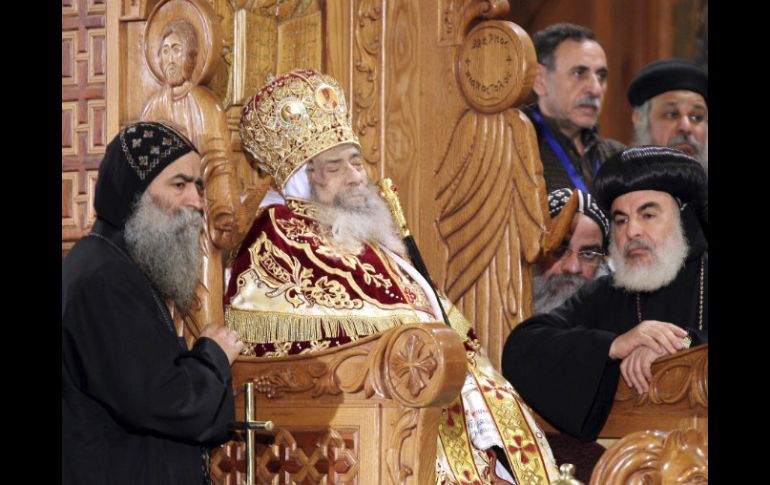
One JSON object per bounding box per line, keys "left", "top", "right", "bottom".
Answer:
{"left": 226, "top": 69, "right": 558, "bottom": 484}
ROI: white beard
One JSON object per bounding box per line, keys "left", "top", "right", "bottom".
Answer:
{"left": 610, "top": 212, "right": 689, "bottom": 293}
{"left": 312, "top": 181, "right": 407, "bottom": 257}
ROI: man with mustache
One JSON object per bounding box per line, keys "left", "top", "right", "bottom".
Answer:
{"left": 628, "top": 59, "right": 708, "bottom": 173}
{"left": 533, "top": 188, "right": 609, "bottom": 314}
{"left": 227, "top": 69, "right": 559, "bottom": 484}
{"left": 62, "top": 121, "right": 244, "bottom": 484}
{"left": 524, "top": 23, "right": 624, "bottom": 194}
{"left": 502, "top": 146, "right": 708, "bottom": 443}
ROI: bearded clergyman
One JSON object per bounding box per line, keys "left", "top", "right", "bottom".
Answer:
{"left": 225, "top": 69, "right": 559, "bottom": 484}
{"left": 502, "top": 145, "right": 708, "bottom": 442}
{"left": 62, "top": 121, "right": 244, "bottom": 484}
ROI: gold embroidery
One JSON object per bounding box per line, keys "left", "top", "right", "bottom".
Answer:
{"left": 225, "top": 306, "right": 419, "bottom": 344}
{"left": 286, "top": 198, "right": 319, "bottom": 218}
{"left": 438, "top": 397, "right": 483, "bottom": 483}
{"left": 268, "top": 207, "right": 412, "bottom": 311}
{"left": 300, "top": 340, "right": 331, "bottom": 354}
{"left": 264, "top": 342, "right": 294, "bottom": 358}
{"left": 277, "top": 217, "right": 322, "bottom": 245}
{"left": 248, "top": 232, "right": 363, "bottom": 310}
{"left": 445, "top": 302, "right": 473, "bottom": 338}
{"left": 468, "top": 366, "right": 551, "bottom": 484}
{"left": 240, "top": 71, "right": 359, "bottom": 190}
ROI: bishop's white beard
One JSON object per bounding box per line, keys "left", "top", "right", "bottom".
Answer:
{"left": 124, "top": 192, "right": 204, "bottom": 311}
{"left": 610, "top": 212, "right": 689, "bottom": 293}
{"left": 312, "top": 181, "right": 406, "bottom": 257}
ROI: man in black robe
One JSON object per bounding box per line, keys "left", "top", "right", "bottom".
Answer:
{"left": 502, "top": 146, "right": 708, "bottom": 442}
{"left": 62, "top": 121, "right": 244, "bottom": 484}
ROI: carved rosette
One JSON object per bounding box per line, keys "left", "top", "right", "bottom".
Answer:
{"left": 590, "top": 428, "right": 708, "bottom": 485}
{"left": 616, "top": 347, "right": 708, "bottom": 408}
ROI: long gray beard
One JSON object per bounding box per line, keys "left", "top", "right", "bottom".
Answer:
{"left": 610, "top": 213, "right": 689, "bottom": 293}
{"left": 532, "top": 272, "right": 587, "bottom": 313}
{"left": 312, "top": 182, "right": 406, "bottom": 256}
{"left": 124, "top": 192, "right": 204, "bottom": 311}
{"left": 532, "top": 261, "right": 610, "bottom": 313}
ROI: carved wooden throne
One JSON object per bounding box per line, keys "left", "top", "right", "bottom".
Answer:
{"left": 109, "top": 0, "right": 706, "bottom": 482}
{"left": 212, "top": 323, "right": 466, "bottom": 484}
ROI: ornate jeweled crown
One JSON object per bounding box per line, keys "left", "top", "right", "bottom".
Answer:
{"left": 240, "top": 69, "right": 360, "bottom": 189}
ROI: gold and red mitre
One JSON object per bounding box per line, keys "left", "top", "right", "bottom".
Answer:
{"left": 239, "top": 69, "right": 361, "bottom": 190}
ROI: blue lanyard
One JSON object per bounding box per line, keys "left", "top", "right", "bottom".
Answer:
{"left": 530, "top": 106, "right": 599, "bottom": 192}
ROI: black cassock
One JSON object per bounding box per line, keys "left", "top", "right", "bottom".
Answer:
{"left": 502, "top": 216, "right": 708, "bottom": 442}
{"left": 63, "top": 220, "right": 234, "bottom": 485}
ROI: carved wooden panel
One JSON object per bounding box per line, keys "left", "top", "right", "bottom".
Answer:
{"left": 433, "top": 18, "right": 543, "bottom": 370}
{"left": 352, "top": 0, "right": 383, "bottom": 174}
{"left": 212, "top": 323, "right": 466, "bottom": 484}
{"left": 212, "top": 428, "right": 359, "bottom": 485}
{"left": 600, "top": 344, "right": 708, "bottom": 438}
{"left": 590, "top": 427, "right": 707, "bottom": 485}
{"left": 62, "top": 0, "right": 107, "bottom": 253}
{"left": 383, "top": 0, "right": 420, "bottom": 230}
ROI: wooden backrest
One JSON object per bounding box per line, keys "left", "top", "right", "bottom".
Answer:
{"left": 588, "top": 345, "right": 708, "bottom": 484}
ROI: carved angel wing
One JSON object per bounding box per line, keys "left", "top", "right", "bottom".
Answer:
{"left": 435, "top": 108, "right": 549, "bottom": 363}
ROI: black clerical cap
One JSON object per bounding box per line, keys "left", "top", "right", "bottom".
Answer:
{"left": 93, "top": 121, "right": 197, "bottom": 229}
{"left": 627, "top": 59, "right": 708, "bottom": 107}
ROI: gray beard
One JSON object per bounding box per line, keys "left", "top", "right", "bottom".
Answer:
{"left": 124, "top": 192, "right": 204, "bottom": 311}
{"left": 532, "top": 261, "right": 609, "bottom": 313}
{"left": 532, "top": 272, "right": 588, "bottom": 313}
{"left": 311, "top": 181, "right": 407, "bottom": 256}
{"left": 633, "top": 105, "right": 708, "bottom": 173}
{"left": 610, "top": 213, "right": 689, "bottom": 293}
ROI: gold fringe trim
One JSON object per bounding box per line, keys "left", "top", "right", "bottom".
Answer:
{"left": 225, "top": 307, "right": 419, "bottom": 343}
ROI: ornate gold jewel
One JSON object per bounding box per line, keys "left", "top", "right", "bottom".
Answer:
{"left": 240, "top": 69, "right": 360, "bottom": 189}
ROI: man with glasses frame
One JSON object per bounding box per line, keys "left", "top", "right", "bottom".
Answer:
{"left": 502, "top": 146, "right": 707, "bottom": 443}
{"left": 533, "top": 188, "right": 609, "bottom": 314}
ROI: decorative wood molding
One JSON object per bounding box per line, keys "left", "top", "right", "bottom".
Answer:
{"left": 438, "top": 0, "right": 510, "bottom": 46}
{"left": 616, "top": 344, "right": 708, "bottom": 408}
{"left": 352, "top": 0, "right": 383, "bottom": 169}
{"left": 216, "top": 323, "right": 463, "bottom": 484}
{"left": 241, "top": 323, "right": 465, "bottom": 408}
{"left": 456, "top": 20, "right": 535, "bottom": 112}
{"left": 386, "top": 408, "right": 419, "bottom": 484}
{"left": 62, "top": 0, "right": 108, "bottom": 252}
{"left": 120, "top": 0, "right": 162, "bottom": 20}
{"left": 435, "top": 107, "right": 547, "bottom": 368}
{"left": 601, "top": 345, "right": 708, "bottom": 439}
{"left": 590, "top": 427, "right": 708, "bottom": 485}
